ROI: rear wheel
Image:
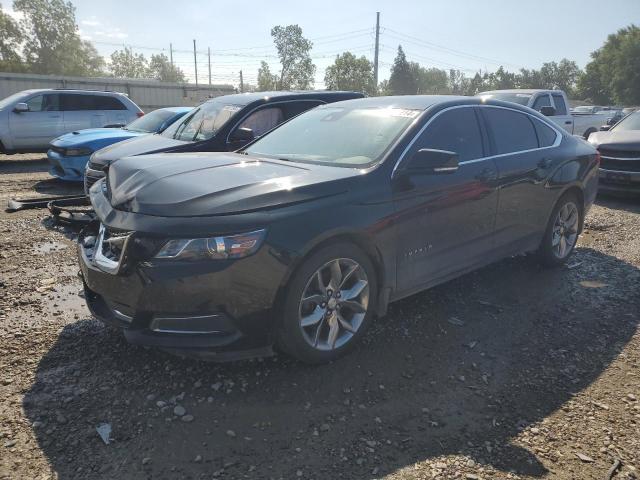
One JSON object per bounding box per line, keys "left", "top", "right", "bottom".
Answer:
{"left": 277, "top": 243, "right": 377, "bottom": 364}
{"left": 538, "top": 192, "right": 581, "bottom": 267}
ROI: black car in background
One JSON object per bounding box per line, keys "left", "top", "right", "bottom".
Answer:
{"left": 78, "top": 96, "right": 599, "bottom": 363}
{"left": 589, "top": 110, "right": 640, "bottom": 195}
{"left": 84, "top": 90, "right": 363, "bottom": 192}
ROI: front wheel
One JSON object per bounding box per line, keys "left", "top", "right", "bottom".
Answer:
{"left": 538, "top": 193, "right": 582, "bottom": 267}
{"left": 276, "top": 243, "right": 377, "bottom": 364}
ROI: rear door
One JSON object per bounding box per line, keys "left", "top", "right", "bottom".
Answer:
{"left": 61, "top": 94, "right": 94, "bottom": 132}
{"left": 392, "top": 106, "right": 499, "bottom": 291}
{"left": 9, "top": 93, "right": 63, "bottom": 148}
{"left": 480, "top": 106, "right": 561, "bottom": 252}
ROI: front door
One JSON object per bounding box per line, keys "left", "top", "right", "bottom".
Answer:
{"left": 392, "top": 106, "right": 499, "bottom": 292}
{"left": 9, "top": 93, "right": 63, "bottom": 149}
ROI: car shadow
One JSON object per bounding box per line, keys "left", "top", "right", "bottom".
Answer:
{"left": 33, "top": 178, "right": 84, "bottom": 196}
{"left": 596, "top": 193, "right": 640, "bottom": 214}
{"left": 0, "top": 154, "right": 48, "bottom": 174}
{"left": 22, "top": 247, "right": 640, "bottom": 479}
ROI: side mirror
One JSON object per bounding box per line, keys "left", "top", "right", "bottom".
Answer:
{"left": 599, "top": 125, "right": 611, "bottom": 131}
{"left": 13, "top": 102, "right": 28, "bottom": 113}
{"left": 606, "top": 117, "right": 616, "bottom": 125}
{"left": 402, "top": 149, "right": 459, "bottom": 174}
{"left": 539, "top": 106, "right": 556, "bottom": 117}
{"left": 229, "top": 127, "right": 255, "bottom": 146}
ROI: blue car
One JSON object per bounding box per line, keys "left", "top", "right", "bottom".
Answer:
{"left": 47, "top": 106, "right": 191, "bottom": 181}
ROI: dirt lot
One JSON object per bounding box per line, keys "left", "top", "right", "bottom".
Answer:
{"left": 0, "top": 154, "right": 638, "bottom": 480}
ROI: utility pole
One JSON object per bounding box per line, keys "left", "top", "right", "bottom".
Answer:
{"left": 193, "top": 39, "right": 198, "bottom": 86}
{"left": 169, "top": 43, "right": 173, "bottom": 67}
{"left": 239, "top": 70, "right": 244, "bottom": 93}
{"left": 374, "top": 12, "right": 380, "bottom": 90}
{"left": 208, "top": 47, "right": 212, "bottom": 85}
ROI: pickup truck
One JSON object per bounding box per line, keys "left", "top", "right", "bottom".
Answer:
{"left": 478, "top": 89, "right": 610, "bottom": 139}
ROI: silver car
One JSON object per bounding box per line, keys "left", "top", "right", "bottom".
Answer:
{"left": 0, "top": 89, "right": 143, "bottom": 154}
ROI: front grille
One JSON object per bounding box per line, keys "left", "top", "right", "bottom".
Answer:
{"left": 599, "top": 148, "right": 640, "bottom": 159}
{"left": 600, "top": 157, "right": 640, "bottom": 173}
{"left": 88, "top": 160, "right": 104, "bottom": 170}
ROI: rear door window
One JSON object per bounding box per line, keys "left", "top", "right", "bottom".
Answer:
{"left": 62, "top": 94, "right": 126, "bottom": 111}
{"left": 532, "top": 119, "right": 558, "bottom": 147}
{"left": 416, "top": 107, "right": 484, "bottom": 161}
{"left": 551, "top": 94, "right": 568, "bottom": 115}
{"left": 483, "top": 107, "right": 538, "bottom": 154}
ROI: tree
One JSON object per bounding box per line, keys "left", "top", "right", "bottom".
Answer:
{"left": 270, "top": 24, "right": 316, "bottom": 90}
{"left": 0, "top": 3, "right": 25, "bottom": 71}
{"left": 257, "top": 61, "right": 277, "bottom": 90}
{"left": 13, "top": 0, "right": 104, "bottom": 76}
{"left": 578, "top": 25, "right": 640, "bottom": 104}
{"left": 388, "top": 46, "right": 417, "bottom": 95}
{"left": 110, "top": 47, "right": 149, "bottom": 79}
{"left": 148, "top": 53, "right": 185, "bottom": 83}
{"left": 415, "top": 66, "right": 449, "bottom": 94}
{"left": 324, "top": 52, "right": 375, "bottom": 95}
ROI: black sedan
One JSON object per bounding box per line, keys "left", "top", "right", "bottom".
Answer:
{"left": 589, "top": 110, "right": 640, "bottom": 195}
{"left": 78, "top": 95, "right": 599, "bottom": 363}
{"left": 84, "top": 90, "right": 363, "bottom": 193}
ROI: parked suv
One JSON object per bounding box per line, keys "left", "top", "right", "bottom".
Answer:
{"left": 0, "top": 89, "right": 143, "bottom": 153}
{"left": 84, "top": 90, "right": 364, "bottom": 193}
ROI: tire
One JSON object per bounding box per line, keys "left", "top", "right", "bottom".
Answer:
{"left": 276, "top": 242, "right": 377, "bottom": 364}
{"left": 537, "top": 192, "right": 582, "bottom": 267}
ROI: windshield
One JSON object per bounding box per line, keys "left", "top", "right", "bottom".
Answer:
{"left": 244, "top": 106, "right": 420, "bottom": 167}
{"left": 125, "top": 109, "right": 182, "bottom": 133}
{"left": 612, "top": 111, "right": 640, "bottom": 131}
{"left": 163, "top": 101, "right": 242, "bottom": 142}
{"left": 478, "top": 92, "right": 531, "bottom": 106}
{"left": 0, "top": 91, "right": 27, "bottom": 110}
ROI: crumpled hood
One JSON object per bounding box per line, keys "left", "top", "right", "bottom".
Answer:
{"left": 90, "top": 134, "right": 187, "bottom": 168}
{"left": 107, "top": 152, "right": 362, "bottom": 217}
{"left": 51, "top": 128, "right": 143, "bottom": 148}
{"left": 589, "top": 130, "right": 640, "bottom": 151}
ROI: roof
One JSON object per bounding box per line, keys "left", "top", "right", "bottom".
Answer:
{"left": 204, "top": 90, "right": 364, "bottom": 106}
{"left": 321, "top": 94, "right": 471, "bottom": 110}
{"left": 479, "top": 89, "right": 564, "bottom": 95}
{"left": 14, "top": 88, "right": 128, "bottom": 96}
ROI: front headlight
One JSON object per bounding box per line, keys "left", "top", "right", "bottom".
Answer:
{"left": 154, "top": 229, "right": 267, "bottom": 260}
{"left": 65, "top": 147, "right": 93, "bottom": 157}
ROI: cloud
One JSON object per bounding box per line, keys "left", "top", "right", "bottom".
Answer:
{"left": 81, "top": 18, "right": 101, "bottom": 27}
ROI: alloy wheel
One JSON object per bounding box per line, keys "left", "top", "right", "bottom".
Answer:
{"left": 298, "top": 258, "right": 369, "bottom": 351}
{"left": 552, "top": 201, "right": 579, "bottom": 259}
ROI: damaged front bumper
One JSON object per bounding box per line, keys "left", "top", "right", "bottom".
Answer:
{"left": 77, "top": 222, "right": 282, "bottom": 361}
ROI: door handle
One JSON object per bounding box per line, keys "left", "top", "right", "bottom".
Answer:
{"left": 537, "top": 158, "right": 553, "bottom": 169}
{"left": 564, "top": 120, "right": 572, "bottom": 125}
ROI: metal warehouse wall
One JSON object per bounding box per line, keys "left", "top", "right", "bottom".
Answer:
{"left": 0, "top": 72, "right": 236, "bottom": 111}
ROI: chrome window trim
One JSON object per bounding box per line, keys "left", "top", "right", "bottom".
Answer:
{"left": 599, "top": 168, "right": 640, "bottom": 174}
{"left": 225, "top": 98, "right": 327, "bottom": 145}
{"left": 601, "top": 155, "right": 640, "bottom": 161}
{"left": 391, "top": 104, "right": 563, "bottom": 178}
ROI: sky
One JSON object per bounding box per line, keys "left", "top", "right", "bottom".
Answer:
{"left": 5, "top": 0, "right": 640, "bottom": 88}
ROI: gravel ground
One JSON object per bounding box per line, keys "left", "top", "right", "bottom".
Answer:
{"left": 0, "top": 154, "right": 639, "bottom": 480}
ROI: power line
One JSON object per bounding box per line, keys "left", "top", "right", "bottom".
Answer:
{"left": 383, "top": 27, "right": 524, "bottom": 69}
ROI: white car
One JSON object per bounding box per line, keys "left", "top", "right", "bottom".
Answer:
{"left": 478, "top": 89, "right": 607, "bottom": 139}
{"left": 0, "top": 89, "right": 143, "bottom": 154}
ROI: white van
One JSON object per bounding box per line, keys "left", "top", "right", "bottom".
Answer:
{"left": 0, "top": 89, "right": 143, "bottom": 153}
